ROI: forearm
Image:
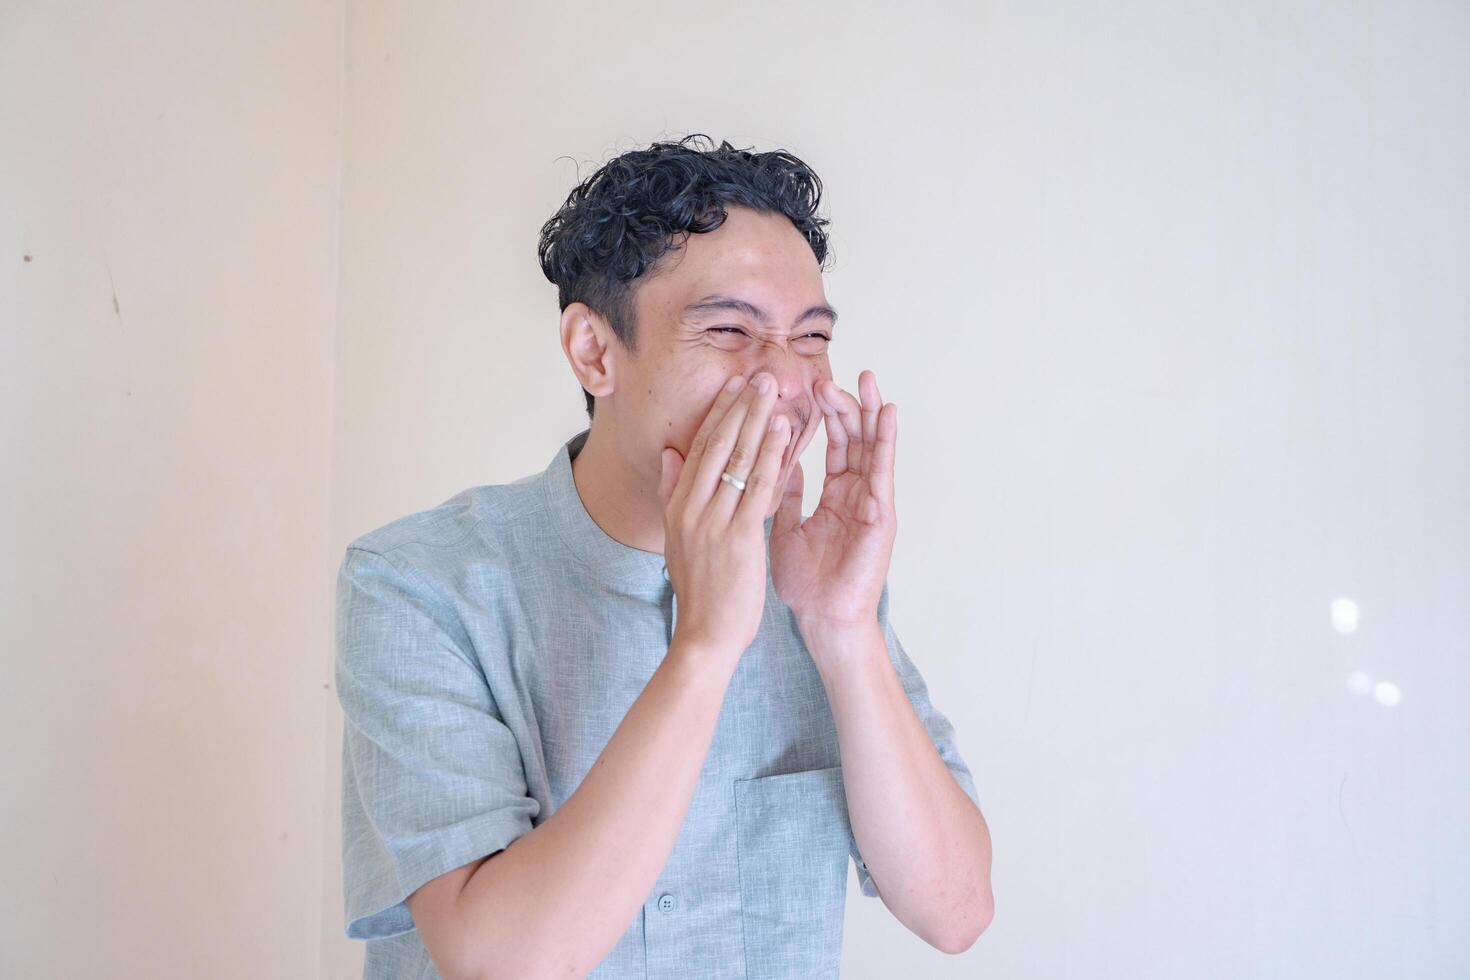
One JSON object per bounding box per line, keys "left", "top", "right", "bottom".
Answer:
{"left": 800, "top": 616, "right": 993, "bottom": 954}
{"left": 451, "top": 634, "right": 740, "bottom": 979}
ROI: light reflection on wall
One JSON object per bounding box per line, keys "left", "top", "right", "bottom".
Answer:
{"left": 1337, "top": 597, "right": 1403, "bottom": 708}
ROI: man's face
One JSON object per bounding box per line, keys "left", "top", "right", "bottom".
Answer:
{"left": 610, "top": 206, "right": 835, "bottom": 516}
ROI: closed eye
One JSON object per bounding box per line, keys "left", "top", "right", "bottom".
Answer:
{"left": 708, "top": 327, "right": 832, "bottom": 341}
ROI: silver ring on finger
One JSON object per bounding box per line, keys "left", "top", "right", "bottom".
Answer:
{"left": 720, "top": 470, "right": 747, "bottom": 493}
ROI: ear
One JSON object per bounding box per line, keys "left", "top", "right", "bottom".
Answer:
{"left": 559, "top": 302, "right": 616, "bottom": 401}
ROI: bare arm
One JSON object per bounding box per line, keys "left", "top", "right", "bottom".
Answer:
{"left": 407, "top": 635, "right": 739, "bottom": 980}
{"left": 412, "top": 371, "right": 791, "bottom": 978}
{"left": 802, "top": 616, "right": 993, "bottom": 954}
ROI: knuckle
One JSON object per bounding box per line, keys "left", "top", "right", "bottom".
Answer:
{"left": 743, "top": 471, "right": 771, "bottom": 494}
{"left": 727, "top": 444, "right": 751, "bottom": 469}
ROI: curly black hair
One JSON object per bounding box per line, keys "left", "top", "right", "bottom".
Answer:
{"left": 538, "top": 133, "right": 834, "bottom": 420}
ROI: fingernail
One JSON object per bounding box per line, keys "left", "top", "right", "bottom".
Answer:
{"left": 755, "top": 375, "right": 773, "bottom": 394}
{"left": 725, "top": 375, "right": 745, "bottom": 392}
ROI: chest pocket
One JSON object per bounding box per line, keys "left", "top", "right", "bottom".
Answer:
{"left": 734, "top": 765, "right": 855, "bottom": 979}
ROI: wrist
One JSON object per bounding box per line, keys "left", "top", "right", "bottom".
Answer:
{"left": 666, "top": 629, "right": 746, "bottom": 681}
{"left": 794, "top": 612, "right": 883, "bottom": 653}
{"left": 794, "top": 609, "right": 879, "bottom": 638}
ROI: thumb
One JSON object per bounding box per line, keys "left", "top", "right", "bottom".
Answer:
{"left": 657, "top": 447, "right": 683, "bottom": 508}
{"left": 772, "top": 459, "right": 803, "bottom": 537}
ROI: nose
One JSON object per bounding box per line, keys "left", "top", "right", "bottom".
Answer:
{"left": 751, "top": 356, "right": 811, "bottom": 428}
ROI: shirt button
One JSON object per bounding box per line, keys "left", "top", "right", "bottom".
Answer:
{"left": 657, "top": 893, "right": 676, "bottom": 913}
{"left": 661, "top": 565, "right": 670, "bottom": 581}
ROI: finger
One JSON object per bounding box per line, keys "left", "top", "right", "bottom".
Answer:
{"left": 691, "top": 372, "right": 773, "bottom": 511}
{"left": 709, "top": 373, "right": 782, "bottom": 522}
{"left": 658, "top": 447, "right": 682, "bottom": 509}
{"left": 859, "top": 371, "right": 881, "bottom": 479}
{"left": 832, "top": 380, "right": 866, "bottom": 473}
{"left": 771, "top": 456, "right": 803, "bottom": 535}
{"left": 820, "top": 379, "right": 864, "bottom": 474}
{"left": 870, "top": 401, "right": 897, "bottom": 514}
{"left": 815, "top": 382, "right": 849, "bottom": 478}
{"left": 734, "top": 412, "right": 791, "bottom": 526}
{"left": 676, "top": 373, "right": 749, "bottom": 509}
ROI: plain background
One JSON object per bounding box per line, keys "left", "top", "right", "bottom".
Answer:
{"left": 4, "top": 2, "right": 1467, "bottom": 977}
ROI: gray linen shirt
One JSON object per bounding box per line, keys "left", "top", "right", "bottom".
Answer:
{"left": 335, "top": 428, "right": 981, "bottom": 979}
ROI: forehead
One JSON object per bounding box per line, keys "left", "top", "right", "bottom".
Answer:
{"left": 638, "top": 206, "right": 825, "bottom": 320}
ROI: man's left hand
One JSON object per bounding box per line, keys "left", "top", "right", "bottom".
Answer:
{"left": 771, "top": 369, "right": 898, "bottom": 640}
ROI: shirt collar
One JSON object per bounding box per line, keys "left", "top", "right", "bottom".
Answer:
{"left": 541, "top": 428, "right": 670, "bottom": 588}
{"left": 540, "top": 427, "right": 778, "bottom": 595}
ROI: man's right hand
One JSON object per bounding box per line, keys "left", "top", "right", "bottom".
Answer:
{"left": 656, "top": 371, "right": 791, "bottom": 656}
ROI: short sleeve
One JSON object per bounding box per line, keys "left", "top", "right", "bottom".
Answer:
{"left": 335, "top": 545, "right": 541, "bottom": 940}
{"left": 851, "top": 581, "right": 982, "bottom": 899}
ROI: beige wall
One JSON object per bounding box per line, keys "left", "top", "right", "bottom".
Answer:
{"left": 6, "top": 2, "right": 1469, "bottom": 978}
{"left": 1, "top": 2, "right": 344, "bottom": 976}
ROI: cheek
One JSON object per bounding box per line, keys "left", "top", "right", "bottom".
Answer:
{"left": 663, "top": 379, "right": 736, "bottom": 452}
{"left": 641, "top": 357, "right": 717, "bottom": 420}
{"left": 803, "top": 363, "right": 832, "bottom": 409}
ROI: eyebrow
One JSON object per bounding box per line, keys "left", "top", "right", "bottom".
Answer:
{"left": 682, "top": 294, "right": 839, "bottom": 330}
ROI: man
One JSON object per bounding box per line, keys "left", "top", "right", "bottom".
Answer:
{"left": 335, "top": 134, "right": 994, "bottom": 979}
